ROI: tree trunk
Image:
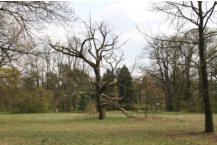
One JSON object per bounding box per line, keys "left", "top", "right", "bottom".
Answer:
{"left": 185, "top": 57, "right": 192, "bottom": 101}
{"left": 166, "top": 94, "right": 173, "bottom": 111}
{"left": 145, "top": 95, "right": 148, "bottom": 117}
{"left": 95, "top": 67, "right": 106, "bottom": 120}
{"left": 36, "top": 76, "right": 39, "bottom": 88}
{"left": 55, "top": 96, "right": 59, "bottom": 113}
{"left": 96, "top": 91, "right": 106, "bottom": 120}
{"left": 198, "top": 1, "right": 214, "bottom": 132}
{"left": 164, "top": 61, "right": 173, "bottom": 111}
{"left": 175, "top": 94, "right": 181, "bottom": 112}
{"left": 73, "top": 94, "right": 76, "bottom": 112}
{"left": 165, "top": 83, "right": 173, "bottom": 111}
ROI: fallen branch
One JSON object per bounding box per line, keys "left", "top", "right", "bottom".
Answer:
{"left": 102, "top": 99, "right": 145, "bottom": 120}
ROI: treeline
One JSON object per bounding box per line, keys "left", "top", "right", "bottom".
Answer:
{"left": 0, "top": 63, "right": 160, "bottom": 113}
{"left": 0, "top": 64, "right": 92, "bottom": 113}
{"left": 3, "top": 50, "right": 216, "bottom": 114}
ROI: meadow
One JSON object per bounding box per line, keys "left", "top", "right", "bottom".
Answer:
{"left": 0, "top": 111, "right": 216, "bottom": 145}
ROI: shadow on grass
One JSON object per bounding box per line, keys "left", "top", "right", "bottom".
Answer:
{"left": 0, "top": 114, "right": 128, "bottom": 125}
{"left": 164, "top": 131, "right": 217, "bottom": 144}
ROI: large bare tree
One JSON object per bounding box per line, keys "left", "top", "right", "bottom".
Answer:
{"left": 50, "top": 19, "right": 124, "bottom": 120}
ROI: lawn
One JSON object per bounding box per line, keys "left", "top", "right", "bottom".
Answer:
{"left": 0, "top": 111, "right": 216, "bottom": 145}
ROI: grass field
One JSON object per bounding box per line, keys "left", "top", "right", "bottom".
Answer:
{"left": 0, "top": 111, "right": 216, "bottom": 145}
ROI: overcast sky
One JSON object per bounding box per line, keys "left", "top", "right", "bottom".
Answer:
{"left": 71, "top": 1, "right": 176, "bottom": 72}
{"left": 46, "top": 1, "right": 176, "bottom": 74}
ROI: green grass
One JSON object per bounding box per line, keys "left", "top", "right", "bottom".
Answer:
{"left": 0, "top": 112, "right": 216, "bottom": 145}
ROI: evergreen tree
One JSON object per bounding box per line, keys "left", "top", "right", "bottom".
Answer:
{"left": 102, "top": 70, "right": 118, "bottom": 98}
{"left": 117, "top": 65, "right": 135, "bottom": 106}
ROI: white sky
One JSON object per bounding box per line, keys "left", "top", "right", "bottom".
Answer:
{"left": 46, "top": 1, "right": 176, "bottom": 75}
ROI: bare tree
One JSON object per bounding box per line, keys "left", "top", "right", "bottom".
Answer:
{"left": 0, "top": 2, "right": 74, "bottom": 67}
{"left": 145, "top": 35, "right": 181, "bottom": 111}
{"left": 155, "top": 1, "right": 216, "bottom": 132}
{"left": 50, "top": 18, "right": 124, "bottom": 120}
